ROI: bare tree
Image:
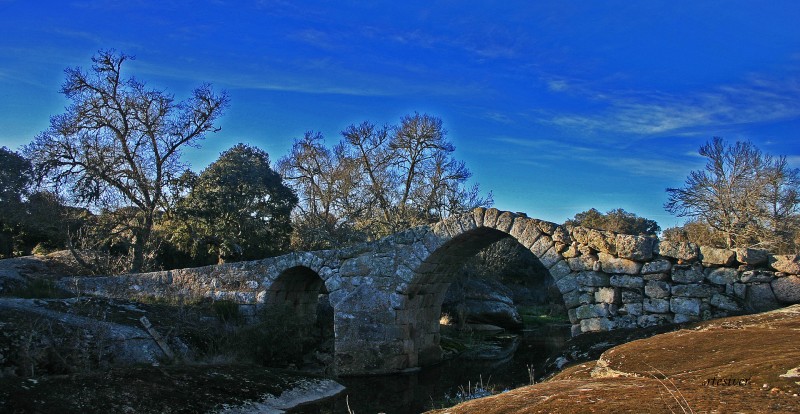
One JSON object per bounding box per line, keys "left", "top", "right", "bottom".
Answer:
{"left": 665, "top": 137, "right": 800, "bottom": 252}
{"left": 25, "top": 50, "right": 228, "bottom": 272}
{"left": 279, "top": 113, "right": 492, "bottom": 248}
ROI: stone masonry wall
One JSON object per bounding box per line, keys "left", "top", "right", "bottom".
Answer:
{"left": 59, "top": 208, "right": 800, "bottom": 375}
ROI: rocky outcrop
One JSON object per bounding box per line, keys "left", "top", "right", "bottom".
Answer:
{"left": 0, "top": 298, "right": 169, "bottom": 368}
{"left": 426, "top": 305, "right": 800, "bottom": 414}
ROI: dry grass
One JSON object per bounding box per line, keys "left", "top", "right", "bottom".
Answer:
{"left": 427, "top": 305, "right": 800, "bottom": 414}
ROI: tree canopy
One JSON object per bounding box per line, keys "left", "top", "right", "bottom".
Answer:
{"left": 566, "top": 208, "right": 660, "bottom": 235}
{"left": 170, "top": 144, "right": 297, "bottom": 264}
{"left": 24, "top": 50, "right": 228, "bottom": 271}
{"left": 665, "top": 137, "right": 800, "bottom": 252}
{"left": 278, "top": 113, "right": 492, "bottom": 250}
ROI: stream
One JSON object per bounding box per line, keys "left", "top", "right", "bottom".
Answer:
{"left": 293, "top": 324, "right": 572, "bottom": 414}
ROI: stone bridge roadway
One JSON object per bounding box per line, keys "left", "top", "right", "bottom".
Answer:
{"left": 70, "top": 208, "right": 800, "bottom": 375}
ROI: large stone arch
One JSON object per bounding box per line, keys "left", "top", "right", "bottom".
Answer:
{"left": 399, "top": 208, "right": 572, "bottom": 368}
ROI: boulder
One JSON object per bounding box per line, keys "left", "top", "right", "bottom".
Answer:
{"left": 771, "top": 275, "right": 800, "bottom": 303}
{"left": 441, "top": 278, "right": 523, "bottom": 329}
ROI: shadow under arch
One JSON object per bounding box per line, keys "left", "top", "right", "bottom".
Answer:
{"left": 267, "top": 265, "right": 329, "bottom": 324}
{"left": 403, "top": 226, "right": 561, "bottom": 367}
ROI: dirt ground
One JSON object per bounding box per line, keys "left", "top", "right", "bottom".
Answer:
{"left": 427, "top": 305, "right": 800, "bottom": 414}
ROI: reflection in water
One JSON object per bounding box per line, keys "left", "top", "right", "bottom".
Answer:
{"left": 293, "top": 325, "right": 571, "bottom": 414}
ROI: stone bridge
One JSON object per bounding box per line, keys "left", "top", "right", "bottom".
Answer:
{"left": 68, "top": 208, "right": 800, "bottom": 375}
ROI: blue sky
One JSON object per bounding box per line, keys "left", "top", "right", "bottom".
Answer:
{"left": 1, "top": 1, "right": 799, "bottom": 228}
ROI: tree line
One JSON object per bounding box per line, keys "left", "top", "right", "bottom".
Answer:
{"left": 1, "top": 51, "right": 798, "bottom": 274}
{"left": 0, "top": 50, "right": 490, "bottom": 272}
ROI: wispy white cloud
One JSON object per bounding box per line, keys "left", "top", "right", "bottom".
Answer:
{"left": 541, "top": 75, "right": 800, "bottom": 137}
{"left": 490, "top": 135, "right": 702, "bottom": 179}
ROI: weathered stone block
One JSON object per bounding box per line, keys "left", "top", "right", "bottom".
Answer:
{"left": 619, "top": 303, "right": 643, "bottom": 316}
{"left": 745, "top": 283, "right": 780, "bottom": 312}
{"left": 614, "top": 315, "right": 638, "bottom": 329}
{"left": 644, "top": 298, "right": 670, "bottom": 313}
{"left": 548, "top": 260, "right": 572, "bottom": 282}
{"left": 518, "top": 219, "right": 543, "bottom": 249}
{"left": 671, "top": 283, "right": 718, "bottom": 298}
{"left": 530, "top": 235, "right": 554, "bottom": 257}
{"left": 482, "top": 208, "right": 500, "bottom": 228}
{"left": 621, "top": 290, "right": 644, "bottom": 303}
{"left": 556, "top": 273, "right": 579, "bottom": 294}
{"left": 709, "top": 293, "right": 742, "bottom": 311}
{"left": 567, "top": 255, "right": 598, "bottom": 271}
{"left": 644, "top": 280, "right": 670, "bottom": 298}
{"left": 733, "top": 283, "right": 747, "bottom": 299}
{"left": 576, "top": 303, "right": 614, "bottom": 319}
{"left": 568, "top": 308, "right": 578, "bottom": 324}
{"left": 670, "top": 297, "right": 701, "bottom": 316}
{"left": 733, "top": 248, "right": 769, "bottom": 265}
{"left": 578, "top": 244, "right": 595, "bottom": 256}
{"left": 595, "top": 287, "right": 620, "bottom": 304}
{"left": 615, "top": 234, "right": 656, "bottom": 261}
{"left": 494, "top": 211, "right": 516, "bottom": 233}
{"left": 771, "top": 275, "right": 800, "bottom": 303}
{"left": 472, "top": 207, "right": 486, "bottom": 228}
{"left": 562, "top": 290, "right": 581, "bottom": 309}
{"left": 538, "top": 245, "right": 562, "bottom": 268}
{"left": 561, "top": 243, "right": 581, "bottom": 258}
{"left": 740, "top": 270, "right": 775, "bottom": 283}
{"left": 610, "top": 274, "right": 644, "bottom": 289}
{"left": 586, "top": 229, "right": 616, "bottom": 254}
{"left": 656, "top": 240, "right": 699, "bottom": 262}
{"left": 769, "top": 254, "right": 800, "bottom": 274}
{"left": 643, "top": 272, "right": 670, "bottom": 281}
{"left": 641, "top": 259, "right": 672, "bottom": 274}
{"left": 578, "top": 291, "right": 594, "bottom": 304}
{"left": 638, "top": 313, "right": 673, "bottom": 327}
{"left": 508, "top": 217, "right": 530, "bottom": 240}
{"left": 576, "top": 271, "right": 610, "bottom": 287}
{"left": 673, "top": 313, "right": 701, "bottom": 323}
{"left": 570, "top": 226, "right": 590, "bottom": 245}
{"left": 671, "top": 265, "right": 704, "bottom": 283}
{"left": 580, "top": 317, "right": 614, "bottom": 332}
{"left": 699, "top": 246, "right": 736, "bottom": 266}
{"left": 598, "top": 252, "right": 643, "bottom": 274}
{"left": 552, "top": 225, "right": 571, "bottom": 245}
{"left": 705, "top": 267, "right": 739, "bottom": 285}
{"left": 536, "top": 220, "right": 558, "bottom": 235}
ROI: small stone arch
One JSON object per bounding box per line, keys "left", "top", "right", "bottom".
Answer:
{"left": 267, "top": 265, "right": 328, "bottom": 322}
{"left": 400, "top": 208, "right": 571, "bottom": 367}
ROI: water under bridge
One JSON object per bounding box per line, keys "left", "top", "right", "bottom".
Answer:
{"left": 69, "top": 208, "right": 800, "bottom": 375}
